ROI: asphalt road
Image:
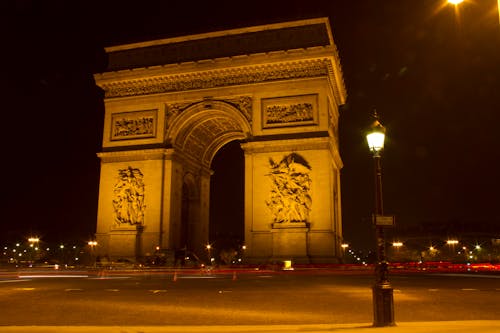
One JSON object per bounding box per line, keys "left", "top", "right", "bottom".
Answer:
{"left": 0, "top": 269, "right": 499, "bottom": 326}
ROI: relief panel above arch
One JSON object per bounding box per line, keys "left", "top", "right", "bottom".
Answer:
{"left": 102, "top": 102, "right": 167, "bottom": 149}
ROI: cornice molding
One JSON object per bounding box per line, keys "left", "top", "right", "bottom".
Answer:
{"left": 241, "top": 137, "right": 332, "bottom": 154}
{"left": 97, "top": 148, "right": 171, "bottom": 163}
{"left": 241, "top": 136, "right": 343, "bottom": 168}
{"left": 97, "top": 58, "right": 344, "bottom": 102}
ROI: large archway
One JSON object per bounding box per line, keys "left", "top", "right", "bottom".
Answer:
{"left": 209, "top": 140, "right": 245, "bottom": 256}
{"left": 165, "top": 99, "right": 251, "bottom": 257}
{"left": 94, "top": 18, "right": 347, "bottom": 263}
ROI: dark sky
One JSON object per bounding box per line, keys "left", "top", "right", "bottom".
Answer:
{"left": 1, "top": 0, "right": 499, "bottom": 250}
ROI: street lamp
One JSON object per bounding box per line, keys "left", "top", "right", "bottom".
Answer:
{"left": 448, "top": 0, "right": 500, "bottom": 28}
{"left": 28, "top": 237, "right": 40, "bottom": 244}
{"left": 28, "top": 237, "right": 40, "bottom": 263}
{"left": 206, "top": 244, "right": 212, "bottom": 265}
{"left": 88, "top": 241, "right": 98, "bottom": 267}
{"left": 366, "top": 111, "right": 395, "bottom": 327}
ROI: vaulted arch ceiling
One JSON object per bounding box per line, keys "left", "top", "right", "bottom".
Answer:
{"left": 167, "top": 100, "right": 251, "bottom": 167}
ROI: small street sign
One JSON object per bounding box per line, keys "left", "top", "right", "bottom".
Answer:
{"left": 373, "top": 215, "right": 395, "bottom": 227}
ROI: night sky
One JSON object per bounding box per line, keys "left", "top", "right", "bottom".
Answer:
{"left": 1, "top": 0, "right": 499, "bottom": 250}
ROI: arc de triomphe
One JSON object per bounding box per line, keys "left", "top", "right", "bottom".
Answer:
{"left": 93, "top": 17, "right": 347, "bottom": 264}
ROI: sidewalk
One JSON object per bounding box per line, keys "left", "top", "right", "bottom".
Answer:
{"left": 2, "top": 321, "right": 500, "bottom": 333}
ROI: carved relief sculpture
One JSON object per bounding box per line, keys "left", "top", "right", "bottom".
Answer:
{"left": 266, "top": 153, "right": 312, "bottom": 223}
{"left": 262, "top": 94, "right": 318, "bottom": 128}
{"left": 111, "top": 110, "right": 157, "bottom": 141}
{"left": 113, "top": 166, "right": 146, "bottom": 226}
{"left": 265, "top": 102, "right": 313, "bottom": 124}
{"left": 165, "top": 95, "right": 252, "bottom": 129}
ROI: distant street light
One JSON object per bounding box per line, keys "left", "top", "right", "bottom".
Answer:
{"left": 28, "top": 237, "right": 40, "bottom": 244}
{"left": 206, "top": 244, "right": 212, "bottom": 265}
{"left": 88, "top": 241, "right": 98, "bottom": 268}
{"left": 27, "top": 237, "right": 40, "bottom": 263}
{"left": 340, "top": 243, "right": 349, "bottom": 262}
{"left": 366, "top": 111, "right": 395, "bottom": 327}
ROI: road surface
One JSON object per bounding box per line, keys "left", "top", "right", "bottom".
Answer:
{"left": 0, "top": 268, "right": 498, "bottom": 325}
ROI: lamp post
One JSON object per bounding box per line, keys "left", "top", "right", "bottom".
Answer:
{"left": 366, "top": 111, "right": 395, "bottom": 327}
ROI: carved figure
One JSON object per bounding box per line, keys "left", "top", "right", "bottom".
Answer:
{"left": 266, "top": 153, "right": 312, "bottom": 223}
{"left": 266, "top": 102, "right": 314, "bottom": 124}
{"left": 113, "top": 166, "right": 146, "bottom": 225}
{"left": 113, "top": 116, "right": 154, "bottom": 138}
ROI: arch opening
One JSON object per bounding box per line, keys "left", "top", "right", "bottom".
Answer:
{"left": 180, "top": 182, "right": 190, "bottom": 250}
{"left": 209, "top": 140, "right": 244, "bottom": 262}
{"left": 177, "top": 173, "right": 198, "bottom": 253}
{"left": 166, "top": 101, "right": 250, "bottom": 261}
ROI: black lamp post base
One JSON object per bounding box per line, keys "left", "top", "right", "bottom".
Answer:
{"left": 372, "top": 282, "right": 395, "bottom": 327}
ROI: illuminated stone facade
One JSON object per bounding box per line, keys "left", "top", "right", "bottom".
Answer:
{"left": 94, "top": 18, "right": 347, "bottom": 263}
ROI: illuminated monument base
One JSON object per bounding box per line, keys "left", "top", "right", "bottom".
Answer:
{"left": 93, "top": 18, "right": 347, "bottom": 264}
{"left": 271, "top": 223, "right": 309, "bottom": 263}
{"left": 108, "top": 229, "right": 139, "bottom": 259}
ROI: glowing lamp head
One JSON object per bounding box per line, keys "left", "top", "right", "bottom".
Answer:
{"left": 448, "top": 0, "right": 464, "bottom": 5}
{"left": 366, "top": 111, "right": 386, "bottom": 154}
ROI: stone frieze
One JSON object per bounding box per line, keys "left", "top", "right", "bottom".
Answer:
{"left": 101, "top": 59, "right": 330, "bottom": 99}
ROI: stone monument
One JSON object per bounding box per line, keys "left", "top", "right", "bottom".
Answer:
{"left": 93, "top": 17, "right": 347, "bottom": 264}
